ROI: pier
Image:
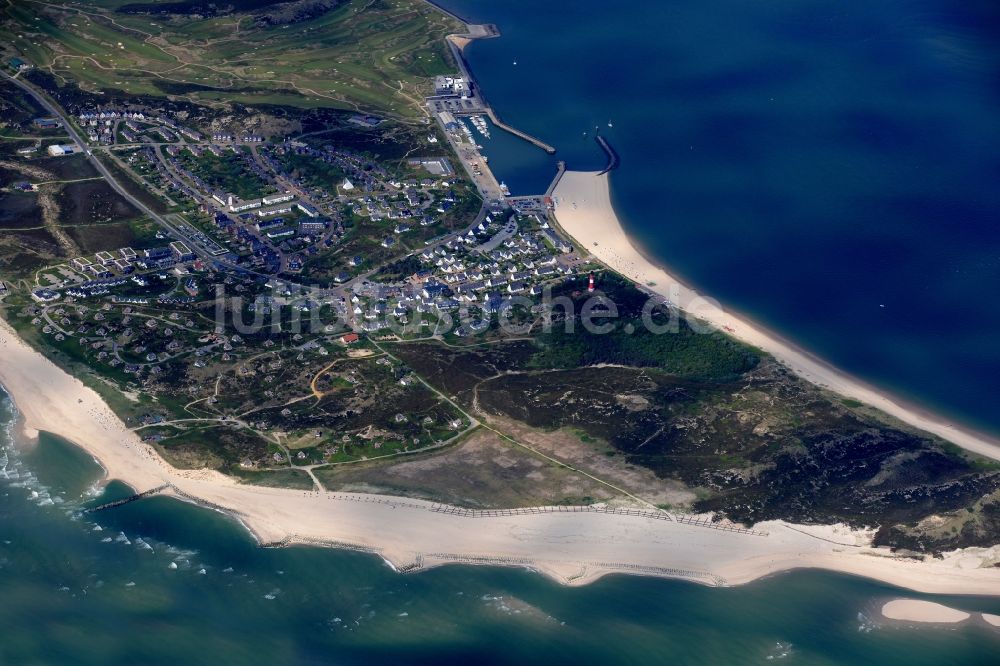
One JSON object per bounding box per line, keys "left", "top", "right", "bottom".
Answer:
{"left": 595, "top": 133, "right": 619, "bottom": 174}
{"left": 545, "top": 160, "right": 567, "bottom": 197}
{"left": 436, "top": 16, "right": 557, "bottom": 156}
{"left": 84, "top": 483, "right": 170, "bottom": 512}
{"left": 484, "top": 107, "right": 557, "bottom": 154}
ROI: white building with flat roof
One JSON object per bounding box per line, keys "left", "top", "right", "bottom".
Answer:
{"left": 262, "top": 193, "right": 294, "bottom": 205}
{"left": 256, "top": 204, "right": 293, "bottom": 217}
{"left": 47, "top": 144, "right": 80, "bottom": 156}
{"left": 229, "top": 199, "right": 262, "bottom": 213}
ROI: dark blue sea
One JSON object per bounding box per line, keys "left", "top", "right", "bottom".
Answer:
{"left": 437, "top": 0, "right": 1000, "bottom": 436}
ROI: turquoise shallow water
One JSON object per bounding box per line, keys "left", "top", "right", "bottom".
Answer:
{"left": 2, "top": 390, "right": 1000, "bottom": 663}
{"left": 436, "top": 0, "right": 1000, "bottom": 437}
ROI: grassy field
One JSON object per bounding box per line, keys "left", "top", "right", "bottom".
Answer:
{"left": 178, "top": 148, "right": 275, "bottom": 199}
{"left": 1, "top": 0, "right": 460, "bottom": 117}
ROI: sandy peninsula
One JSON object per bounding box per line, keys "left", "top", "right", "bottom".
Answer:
{"left": 552, "top": 170, "right": 1000, "bottom": 462}
{"left": 3, "top": 317, "right": 1000, "bottom": 594}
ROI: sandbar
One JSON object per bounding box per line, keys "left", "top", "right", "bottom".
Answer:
{"left": 881, "top": 599, "right": 970, "bottom": 623}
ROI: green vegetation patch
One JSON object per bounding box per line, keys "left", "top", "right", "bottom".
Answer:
{"left": 390, "top": 335, "right": 1000, "bottom": 554}
{"left": 177, "top": 148, "right": 275, "bottom": 200}
{"left": 532, "top": 276, "right": 760, "bottom": 381}
{"left": 0, "top": 0, "right": 461, "bottom": 116}
{"left": 231, "top": 468, "right": 315, "bottom": 491}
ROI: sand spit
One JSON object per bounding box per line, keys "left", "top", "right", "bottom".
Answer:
{"left": 552, "top": 170, "right": 1000, "bottom": 462}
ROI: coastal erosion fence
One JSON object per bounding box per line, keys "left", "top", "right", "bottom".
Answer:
{"left": 426, "top": 503, "right": 768, "bottom": 537}
{"left": 316, "top": 493, "right": 766, "bottom": 536}
{"left": 81, "top": 485, "right": 766, "bottom": 538}
{"left": 673, "top": 514, "right": 767, "bottom": 536}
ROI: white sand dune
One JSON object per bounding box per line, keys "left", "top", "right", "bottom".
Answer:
{"left": 3, "top": 317, "right": 1000, "bottom": 594}
{"left": 552, "top": 170, "right": 1000, "bottom": 461}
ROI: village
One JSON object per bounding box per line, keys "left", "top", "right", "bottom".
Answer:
{"left": 13, "top": 69, "right": 601, "bottom": 343}
{"left": 1, "top": 61, "right": 607, "bottom": 479}
{"left": 62, "top": 106, "right": 483, "bottom": 276}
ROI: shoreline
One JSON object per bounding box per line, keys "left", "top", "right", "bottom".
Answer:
{"left": 551, "top": 170, "right": 1000, "bottom": 461}
{"left": 3, "top": 317, "right": 1000, "bottom": 595}
{"left": 424, "top": 0, "right": 1000, "bottom": 452}
{"left": 881, "top": 599, "right": 971, "bottom": 624}
{"left": 877, "top": 598, "right": 1000, "bottom": 631}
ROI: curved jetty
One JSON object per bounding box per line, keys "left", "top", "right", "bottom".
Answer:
{"left": 596, "top": 133, "right": 619, "bottom": 174}
{"left": 485, "top": 107, "right": 557, "bottom": 154}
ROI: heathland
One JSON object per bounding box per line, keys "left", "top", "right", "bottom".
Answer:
{"left": 0, "top": 0, "right": 459, "bottom": 116}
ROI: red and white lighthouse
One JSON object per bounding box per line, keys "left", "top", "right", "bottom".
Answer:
{"left": 587, "top": 272, "right": 595, "bottom": 292}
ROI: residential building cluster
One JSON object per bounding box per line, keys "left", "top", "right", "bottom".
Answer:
{"left": 346, "top": 214, "right": 582, "bottom": 335}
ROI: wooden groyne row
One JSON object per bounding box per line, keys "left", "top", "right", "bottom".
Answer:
{"left": 424, "top": 552, "right": 535, "bottom": 567}
{"left": 595, "top": 134, "right": 620, "bottom": 174}
{"left": 84, "top": 483, "right": 169, "bottom": 513}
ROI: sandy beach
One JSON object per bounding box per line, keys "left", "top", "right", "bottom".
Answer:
{"left": 552, "top": 170, "right": 1000, "bottom": 462}
{"left": 3, "top": 317, "right": 1000, "bottom": 594}
{"left": 881, "top": 599, "right": 970, "bottom": 623}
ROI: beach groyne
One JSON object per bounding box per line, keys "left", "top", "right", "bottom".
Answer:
{"left": 84, "top": 483, "right": 169, "bottom": 512}
{"left": 596, "top": 133, "right": 619, "bottom": 174}
{"left": 545, "top": 160, "right": 567, "bottom": 197}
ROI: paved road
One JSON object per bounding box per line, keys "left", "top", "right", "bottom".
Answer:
{"left": 2, "top": 71, "right": 233, "bottom": 264}
{"left": 3, "top": 70, "right": 490, "bottom": 299}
